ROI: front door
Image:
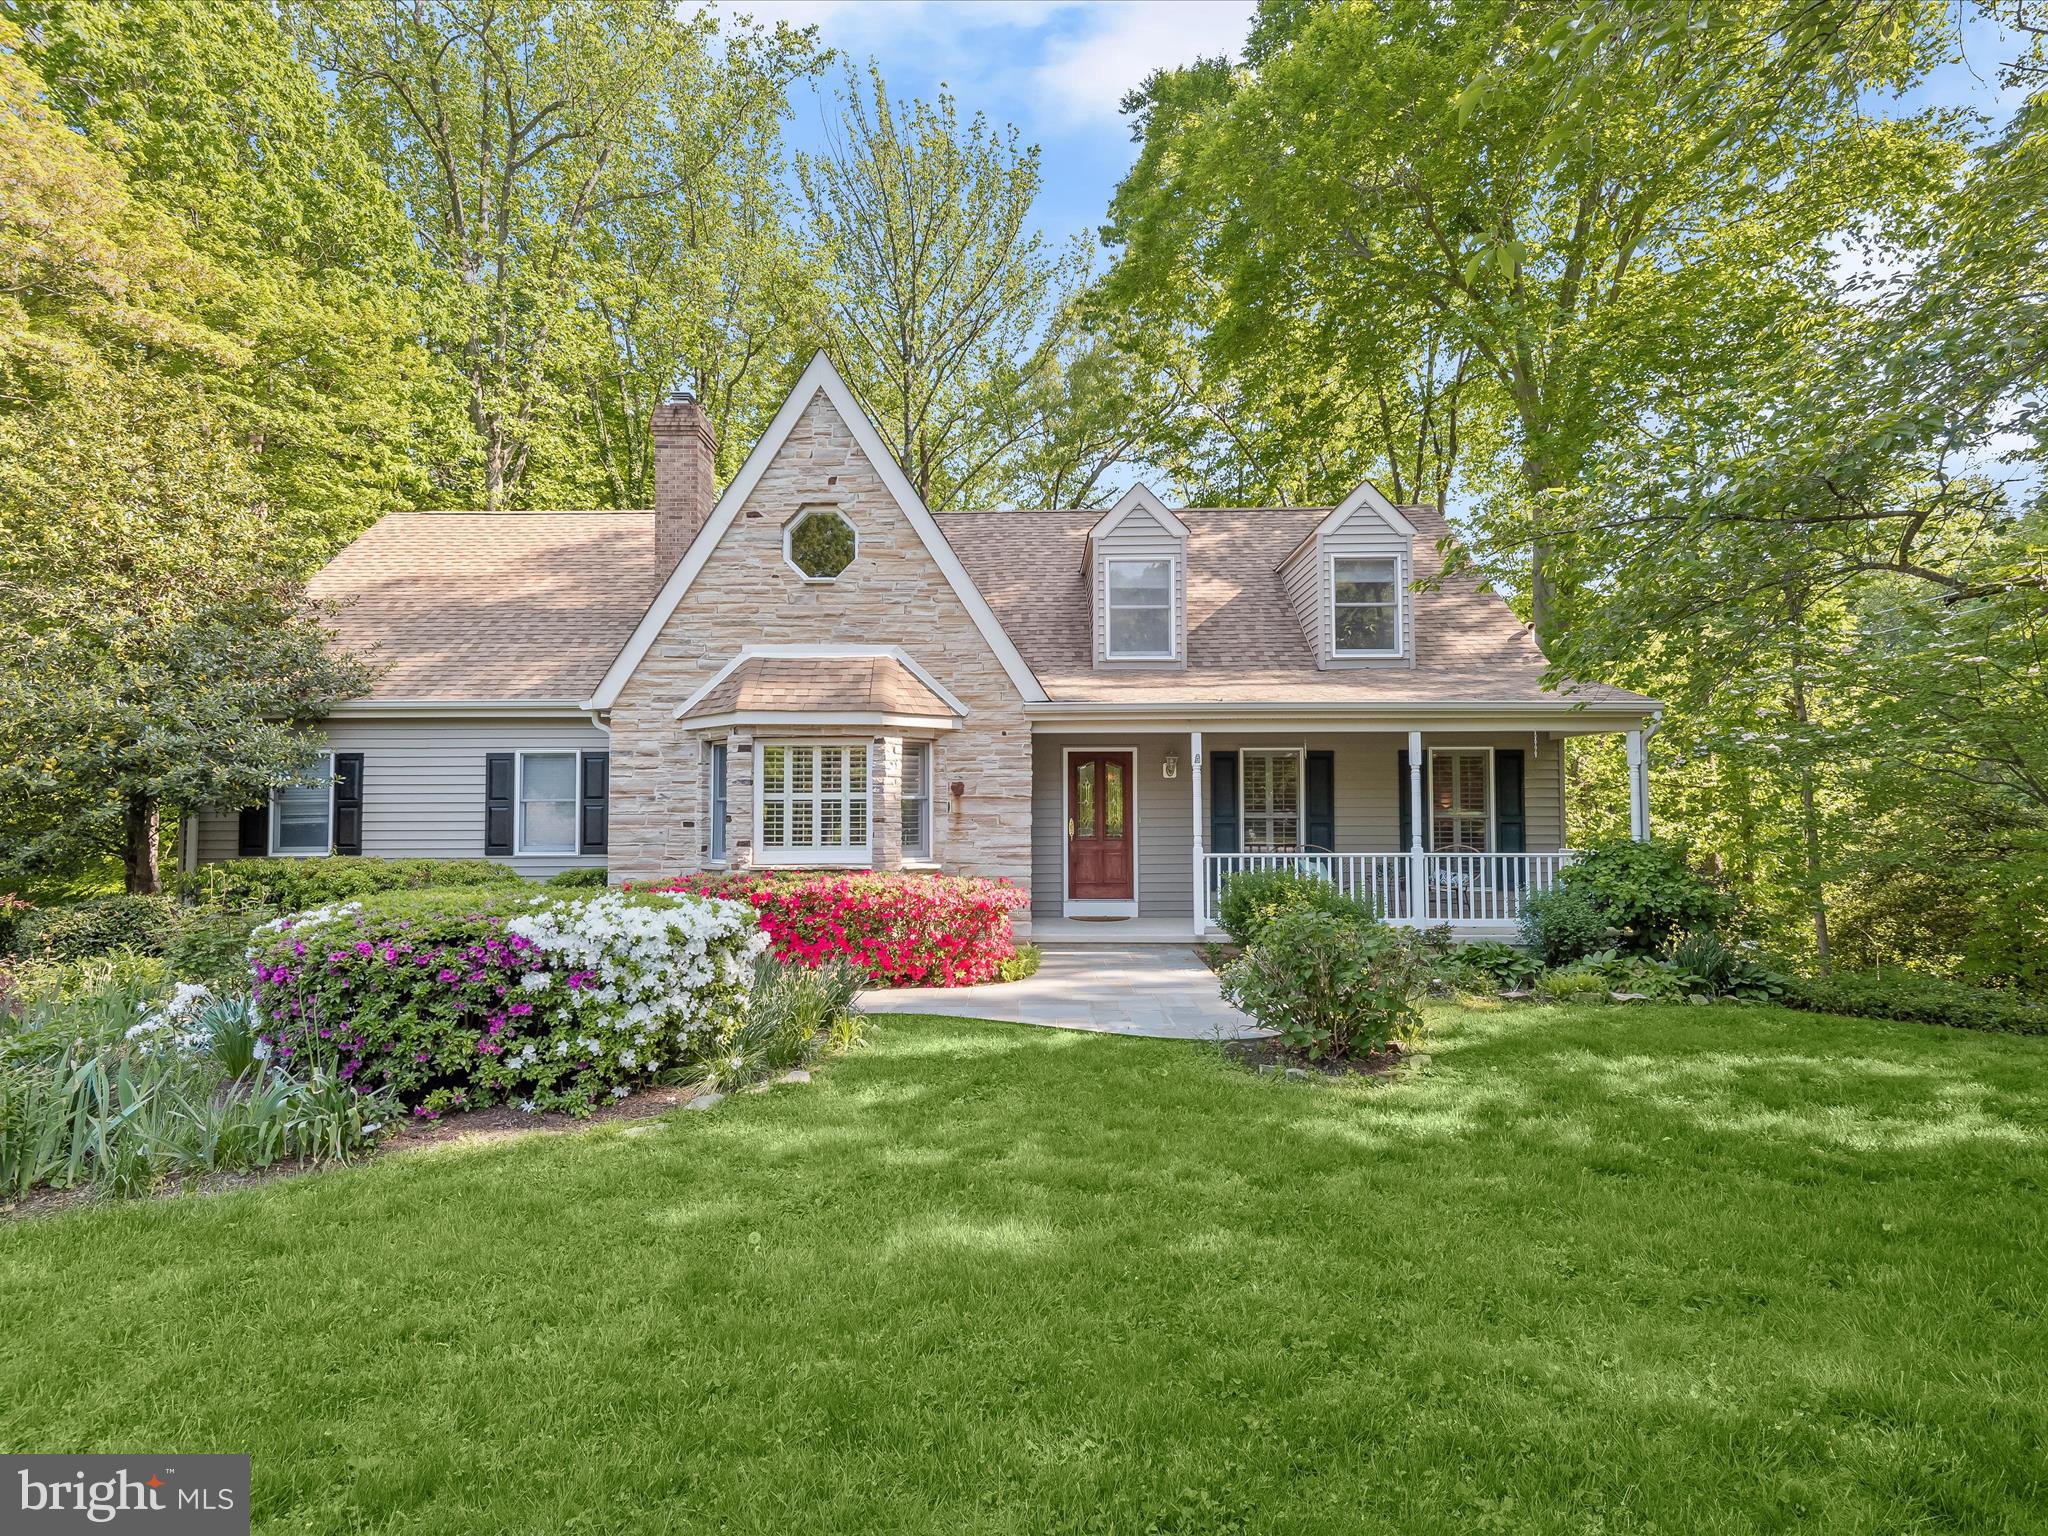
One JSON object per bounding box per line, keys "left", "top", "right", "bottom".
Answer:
{"left": 1067, "top": 751, "right": 1134, "bottom": 904}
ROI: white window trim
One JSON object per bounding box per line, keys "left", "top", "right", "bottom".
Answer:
{"left": 1427, "top": 746, "right": 1494, "bottom": 853}
{"left": 270, "top": 751, "right": 336, "bottom": 859}
{"left": 754, "top": 739, "right": 873, "bottom": 866}
{"left": 1060, "top": 744, "right": 1139, "bottom": 917}
{"left": 900, "top": 741, "right": 933, "bottom": 862}
{"left": 1237, "top": 747, "right": 1306, "bottom": 853}
{"left": 707, "top": 741, "right": 728, "bottom": 866}
{"left": 513, "top": 749, "right": 584, "bottom": 858}
{"left": 1103, "top": 556, "right": 1179, "bottom": 662}
{"left": 1329, "top": 552, "right": 1404, "bottom": 659}
{"left": 782, "top": 506, "right": 858, "bottom": 584}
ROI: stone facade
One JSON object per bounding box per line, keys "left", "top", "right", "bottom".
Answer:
{"left": 606, "top": 391, "right": 1035, "bottom": 918}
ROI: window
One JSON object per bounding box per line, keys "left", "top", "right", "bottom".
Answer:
{"left": 759, "top": 742, "right": 869, "bottom": 862}
{"left": 708, "top": 743, "right": 727, "bottom": 863}
{"left": 1332, "top": 555, "right": 1401, "bottom": 656}
{"left": 1105, "top": 557, "right": 1174, "bottom": 659}
{"left": 1430, "top": 748, "right": 1490, "bottom": 852}
{"left": 784, "top": 507, "right": 857, "bottom": 580}
{"left": 1240, "top": 748, "right": 1303, "bottom": 851}
{"left": 518, "top": 752, "right": 579, "bottom": 855}
{"left": 272, "top": 752, "right": 334, "bottom": 856}
{"left": 901, "top": 742, "right": 932, "bottom": 860}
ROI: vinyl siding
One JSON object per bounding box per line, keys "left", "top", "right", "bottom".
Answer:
{"left": 1092, "top": 506, "right": 1186, "bottom": 667}
{"left": 1030, "top": 735, "right": 1193, "bottom": 921}
{"left": 1276, "top": 502, "right": 1416, "bottom": 669}
{"left": 191, "top": 717, "right": 611, "bottom": 878}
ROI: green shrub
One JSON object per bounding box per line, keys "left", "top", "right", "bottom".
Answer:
{"left": 1521, "top": 882, "right": 1610, "bottom": 966}
{"left": 1782, "top": 969, "right": 2048, "bottom": 1036}
{"left": 172, "top": 857, "right": 525, "bottom": 913}
{"left": 17, "top": 894, "right": 178, "bottom": 961}
{"left": 1, "top": 950, "right": 171, "bottom": 1036}
{"left": 717, "top": 955, "right": 867, "bottom": 1085}
{"left": 1448, "top": 940, "right": 1541, "bottom": 991}
{"left": 166, "top": 908, "right": 272, "bottom": 992}
{"left": 1215, "top": 868, "right": 1374, "bottom": 948}
{"left": 1221, "top": 910, "right": 1428, "bottom": 1060}
{"left": 545, "top": 866, "right": 609, "bottom": 889}
{"left": 0, "top": 893, "right": 32, "bottom": 955}
{"left": 1552, "top": 839, "right": 1733, "bottom": 952}
{"left": 997, "top": 944, "right": 1042, "bottom": 983}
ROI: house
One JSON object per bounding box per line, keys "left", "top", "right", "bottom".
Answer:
{"left": 185, "top": 353, "right": 1661, "bottom": 941}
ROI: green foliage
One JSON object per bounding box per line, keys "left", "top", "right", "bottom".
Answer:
{"left": 544, "top": 867, "right": 610, "bottom": 890}
{"left": 720, "top": 954, "right": 867, "bottom": 1086}
{"left": 16, "top": 895, "right": 178, "bottom": 962}
{"left": 996, "top": 944, "right": 1042, "bottom": 984}
{"left": 1215, "top": 867, "right": 1374, "bottom": 948}
{"left": 1221, "top": 910, "right": 1428, "bottom": 1060}
{"left": 1, "top": 950, "right": 171, "bottom": 1034}
{"left": 1559, "top": 840, "right": 1734, "bottom": 950}
{"left": 0, "top": 892, "right": 30, "bottom": 955}
{"left": 165, "top": 909, "right": 266, "bottom": 994}
{"left": 1783, "top": 970, "right": 2048, "bottom": 1037}
{"left": 1444, "top": 940, "right": 1541, "bottom": 991}
{"left": 1520, "top": 882, "right": 1612, "bottom": 967}
{"left": 175, "top": 857, "right": 525, "bottom": 913}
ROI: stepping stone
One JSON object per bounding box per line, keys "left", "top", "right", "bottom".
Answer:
{"left": 1610, "top": 991, "right": 1652, "bottom": 1003}
{"left": 1284, "top": 1067, "right": 1313, "bottom": 1082}
{"left": 685, "top": 1091, "right": 724, "bottom": 1111}
{"left": 777, "top": 1069, "right": 811, "bottom": 1085}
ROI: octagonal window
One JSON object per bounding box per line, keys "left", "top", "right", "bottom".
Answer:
{"left": 785, "top": 507, "right": 857, "bottom": 581}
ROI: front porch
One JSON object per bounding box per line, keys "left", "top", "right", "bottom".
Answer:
{"left": 1027, "top": 718, "right": 1654, "bottom": 940}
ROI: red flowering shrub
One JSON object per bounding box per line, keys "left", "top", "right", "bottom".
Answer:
{"left": 660, "top": 871, "right": 1030, "bottom": 987}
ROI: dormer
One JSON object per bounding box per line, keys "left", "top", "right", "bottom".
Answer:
{"left": 1087, "top": 484, "right": 1188, "bottom": 667}
{"left": 1277, "top": 480, "right": 1417, "bottom": 669}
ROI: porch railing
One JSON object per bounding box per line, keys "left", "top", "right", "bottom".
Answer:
{"left": 1202, "top": 851, "right": 1577, "bottom": 929}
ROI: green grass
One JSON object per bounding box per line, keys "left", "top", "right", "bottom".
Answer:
{"left": 4, "top": 1002, "right": 2046, "bottom": 1533}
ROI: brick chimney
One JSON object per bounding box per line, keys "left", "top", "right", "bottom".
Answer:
{"left": 652, "top": 384, "right": 717, "bottom": 576}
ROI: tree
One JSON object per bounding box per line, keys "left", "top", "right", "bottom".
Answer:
{"left": 800, "top": 65, "right": 1078, "bottom": 508}
{"left": 0, "top": 385, "right": 372, "bottom": 893}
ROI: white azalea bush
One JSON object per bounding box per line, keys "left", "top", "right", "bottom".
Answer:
{"left": 250, "top": 888, "right": 764, "bottom": 1118}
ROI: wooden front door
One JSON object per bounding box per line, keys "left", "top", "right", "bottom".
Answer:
{"left": 1067, "top": 751, "right": 1134, "bottom": 901}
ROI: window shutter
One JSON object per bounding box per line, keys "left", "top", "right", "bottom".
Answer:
{"left": 1305, "top": 751, "right": 1335, "bottom": 852}
{"left": 332, "top": 753, "right": 364, "bottom": 856}
{"left": 1495, "top": 749, "right": 1526, "bottom": 853}
{"left": 237, "top": 804, "right": 269, "bottom": 858}
{"left": 484, "top": 753, "right": 515, "bottom": 856}
{"left": 1208, "top": 751, "right": 1239, "bottom": 854}
{"left": 1396, "top": 750, "right": 1412, "bottom": 851}
{"left": 579, "top": 751, "right": 609, "bottom": 855}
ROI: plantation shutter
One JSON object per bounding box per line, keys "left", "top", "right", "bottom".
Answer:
{"left": 1208, "top": 751, "right": 1239, "bottom": 854}
{"left": 333, "top": 753, "right": 364, "bottom": 856}
{"left": 1396, "top": 750, "right": 1412, "bottom": 851}
{"left": 1494, "top": 749, "right": 1526, "bottom": 853}
{"left": 484, "top": 753, "right": 516, "bottom": 856}
{"left": 1305, "top": 751, "right": 1335, "bottom": 851}
{"left": 237, "top": 803, "right": 269, "bottom": 858}
{"left": 579, "top": 751, "right": 609, "bottom": 855}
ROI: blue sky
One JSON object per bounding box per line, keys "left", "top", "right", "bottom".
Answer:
{"left": 727, "top": 0, "right": 2033, "bottom": 262}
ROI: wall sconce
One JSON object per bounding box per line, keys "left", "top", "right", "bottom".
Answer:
{"left": 1162, "top": 751, "right": 1180, "bottom": 780}
{"left": 948, "top": 780, "right": 966, "bottom": 801}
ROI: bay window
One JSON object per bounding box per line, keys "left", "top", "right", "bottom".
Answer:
{"left": 759, "top": 742, "right": 869, "bottom": 863}
{"left": 708, "top": 743, "right": 727, "bottom": 863}
{"left": 901, "top": 742, "right": 932, "bottom": 860}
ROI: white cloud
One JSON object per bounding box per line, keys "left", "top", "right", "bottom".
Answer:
{"left": 1030, "top": 1, "right": 1254, "bottom": 126}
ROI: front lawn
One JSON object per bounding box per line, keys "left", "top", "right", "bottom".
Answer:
{"left": 4, "top": 1002, "right": 2045, "bottom": 1533}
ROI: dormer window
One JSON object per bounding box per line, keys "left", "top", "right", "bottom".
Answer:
{"left": 1105, "top": 558, "right": 1175, "bottom": 659}
{"left": 1332, "top": 555, "right": 1401, "bottom": 657}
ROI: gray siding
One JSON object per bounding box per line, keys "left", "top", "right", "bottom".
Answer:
{"left": 1276, "top": 502, "right": 1416, "bottom": 669}
{"left": 1092, "top": 504, "right": 1187, "bottom": 667}
{"left": 1030, "top": 734, "right": 1193, "bottom": 921}
{"left": 192, "top": 716, "right": 611, "bottom": 878}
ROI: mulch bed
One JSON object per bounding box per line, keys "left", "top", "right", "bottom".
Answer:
{"left": 1221, "top": 1035, "right": 1408, "bottom": 1080}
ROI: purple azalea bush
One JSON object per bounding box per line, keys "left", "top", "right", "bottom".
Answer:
{"left": 250, "top": 890, "right": 763, "bottom": 1117}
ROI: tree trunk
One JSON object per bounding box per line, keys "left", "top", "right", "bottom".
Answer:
{"left": 1798, "top": 764, "right": 1830, "bottom": 971}
{"left": 124, "top": 793, "right": 161, "bottom": 895}
{"left": 1520, "top": 453, "right": 1561, "bottom": 646}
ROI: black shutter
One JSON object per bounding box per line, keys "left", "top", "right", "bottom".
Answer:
{"left": 1208, "top": 751, "right": 1239, "bottom": 855}
{"left": 237, "top": 804, "right": 269, "bottom": 858}
{"left": 484, "top": 753, "right": 515, "bottom": 856}
{"left": 333, "top": 753, "right": 364, "bottom": 856}
{"left": 1495, "top": 749, "right": 1526, "bottom": 853}
{"left": 1305, "top": 751, "right": 1335, "bottom": 852}
{"left": 579, "top": 751, "right": 609, "bottom": 855}
{"left": 1397, "top": 750, "right": 1413, "bottom": 852}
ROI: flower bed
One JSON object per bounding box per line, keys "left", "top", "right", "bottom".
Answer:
{"left": 250, "top": 888, "right": 762, "bottom": 1116}
{"left": 660, "top": 871, "right": 1029, "bottom": 987}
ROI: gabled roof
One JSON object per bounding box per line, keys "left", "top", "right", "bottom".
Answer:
{"left": 674, "top": 646, "right": 966, "bottom": 728}
{"left": 306, "top": 511, "right": 658, "bottom": 703}
{"left": 1280, "top": 480, "right": 1418, "bottom": 568}
{"left": 584, "top": 352, "right": 1046, "bottom": 709}
{"left": 1087, "top": 483, "right": 1190, "bottom": 544}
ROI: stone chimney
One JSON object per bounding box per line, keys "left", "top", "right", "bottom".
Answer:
{"left": 652, "top": 383, "right": 717, "bottom": 576}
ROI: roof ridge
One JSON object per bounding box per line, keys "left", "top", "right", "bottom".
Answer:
{"left": 389, "top": 507, "right": 654, "bottom": 518}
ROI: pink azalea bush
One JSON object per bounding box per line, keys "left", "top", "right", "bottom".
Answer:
{"left": 249, "top": 888, "right": 761, "bottom": 1117}
{"left": 660, "top": 871, "right": 1029, "bottom": 988}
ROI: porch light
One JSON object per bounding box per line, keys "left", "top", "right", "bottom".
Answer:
{"left": 1162, "top": 751, "right": 1179, "bottom": 780}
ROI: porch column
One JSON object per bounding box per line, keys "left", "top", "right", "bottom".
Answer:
{"left": 1627, "top": 728, "right": 1650, "bottom": 841}
{"left": 1189, "top": 730, "right": 1205, "bottom": 938}
{"left": 1407, "top": 729, "right": 1425, "bottom": 926}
